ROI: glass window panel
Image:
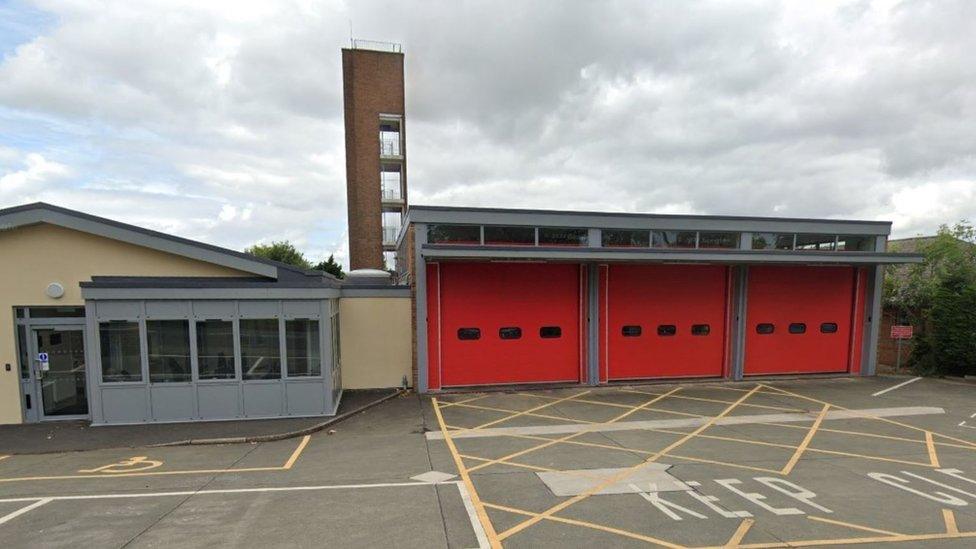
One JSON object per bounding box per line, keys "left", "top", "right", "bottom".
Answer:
{"left": 622, "top": 325, "right": 642, "bottom": 337}
{"left": 380, "top": 163, "right": 402, "bottom": 201}
{"left": 379, "top": 119, "right": 401, "bottom": 156}
{"left": 457, "top": 328, "right": 481, "bottom": 340}
{"left": 286, "top": 319, "right": 321, "bottom": 377}
{"left": 17, "top": 325, "right": 29, "bottom": 379}
{"left": 698, "top": 232, "right": 740, "bottom": 249}
{"left": 657, "top": 325, "right": 677, "bottom": 336}
{"left": 602, "top": 229, "right": 650, "bottom": 247}
{"left": 240, "top": 319, "right": 281, "bottom": 380}
{"left": 795, "top": 234, "right": 836, "bottom": 251}
{"left": 837, "top": 235, "right": 875, "bottom": 251}
{"left": 651, "top": 230, "right": 697, "bottom": 248}
{"left": 751, "top": 233, "right": 794, "bottom": 250}
{"left": 196, "top": 320, "right": 236, "bottom": 380}
{"left": 539, "top": 326, "right": 562, "bottom": 338}
{"left": 484, "top": 226, "right": 535, "bottom": 245}
{"left": 147, "top": 320, "right": 191, "bottom": 383}
{"left": 538, "top": 227, "right": 588, "bottom": 246}
{"left": 499, "top": 327, "right": 522, "bottom": 339}
{"left": 29, "top": 306, "right": 86, "bottom": 318}
{"left": 331, "top": 308, "right": 341, "bottom": 371}
{"left": 99, "top": 321, "right": 142, "bottom": 383}
{"left": 428, "top": 224, "right": 481, "bottom": 244}
{"left": 789, "top": 323, "right": 807, "bottom": 334}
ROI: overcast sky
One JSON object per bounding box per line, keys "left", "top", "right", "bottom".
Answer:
{"left": 1, "top": 0, "right": 974, "bottom": 266}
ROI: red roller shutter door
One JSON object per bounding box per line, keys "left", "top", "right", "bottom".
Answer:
{"left": 430, "top": 262, "right": 583, "bottom": 388}
{"left": 744, "top": 266, "right": 859, "bottom": 375}
{"left": 604, "top": 265, "right": 730, "bottom": 380}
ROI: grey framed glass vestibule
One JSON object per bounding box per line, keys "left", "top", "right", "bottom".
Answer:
{"left": 83, "top": 299, "right": 339, "bottom": 425}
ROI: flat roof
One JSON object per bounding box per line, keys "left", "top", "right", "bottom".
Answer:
{"left": 405, "top": 205, "right": 892, "bottom": 235}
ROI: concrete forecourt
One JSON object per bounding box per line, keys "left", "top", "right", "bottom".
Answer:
{"left": 2, "top": 376, "right": 976, "bottom": 548}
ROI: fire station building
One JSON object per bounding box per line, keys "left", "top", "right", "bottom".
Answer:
{"left": 401, "top": 206, "right": 923, "bottom": 392}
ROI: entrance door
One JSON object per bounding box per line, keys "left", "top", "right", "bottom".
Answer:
{"left": 30, "top": 327, "right": 89, "bottom": 418}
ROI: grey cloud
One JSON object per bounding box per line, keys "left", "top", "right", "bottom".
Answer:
{"left": 1, "top": 0, "right": 975, "bottom": 264}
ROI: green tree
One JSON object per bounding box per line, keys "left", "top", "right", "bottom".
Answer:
{"left": 244, "top": 241, "right": 311, "bottom": 269}
{"left": 312, "top": 254, "right": 345, "bottom": 279}
{"left": 885, "top": 221, "right": 976, "bottom": 375}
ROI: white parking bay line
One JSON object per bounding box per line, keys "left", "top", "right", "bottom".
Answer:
{"left": 0, "top": 498, "right": 51, "bottom": 526}
{"left": 0, "top": 481, "right": 488, "bottom": 548}
{"left": 873, "top": 377, "right": 922, "bottom": 397}
{"left": 427, "top": 406, "right": 945, "bottom": 440}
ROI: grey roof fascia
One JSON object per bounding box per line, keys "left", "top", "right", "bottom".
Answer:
{"left": 0, "top": 203, "right": 279, "bottom": 278}
{"left": 420, "top": 245, "right": 924, "bottom": 265}
{"left": 81, "top": 286, "right": 342, "bottom": 300}
{"left": 405, "top": 205, "right": 892, "bottom": 235}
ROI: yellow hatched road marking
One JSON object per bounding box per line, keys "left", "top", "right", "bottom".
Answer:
{"left": 760, "top": 384, "right": 976, "bottom": 450}
{"left": 723, "top": 518, "right": 754, "bottom": 548}
{"left": 444, "top": 402, "right": 598, "bottom": 425}
{"left": 431, "top": 397, "right": 501, "bottom": 549}
{"left": 497, "top": 385, "right": 762, "bottom": 542}
{"left": 466, "top": 387, "right": 684, "bottom": 473}
{"left": 438, "top": 394, "right": 492, "bottom": 408}
{"left": 465, "top": 390, "right": 593, "bottom": 432}
{"left": 483, "top": 502, "right": 685, "bottom": 548}
{"left": 460, "top": 454, "right": 557, "bottom": 473}
{"left": 622, "top": 388, "right": 807, "bottom": 414}
{"left": 781, "top": 403, "right": 829, "bottom": 475}
{"left": 807, "top": 515, "right": 903, "bottom": 536}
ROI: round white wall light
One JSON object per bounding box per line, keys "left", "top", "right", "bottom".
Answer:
{"left": 45, "top": 282, "right": 65, "bottom": 299}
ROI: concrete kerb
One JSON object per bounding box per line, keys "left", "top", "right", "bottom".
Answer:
{"left": 150, "top": 389, "right": 407, "bottom": 447}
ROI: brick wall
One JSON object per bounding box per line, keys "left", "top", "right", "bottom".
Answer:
{"left": 342, "top": 48, "right": 405, "bottom": 271}
{"left": 877, "top": 307, "right": 915, "bottom": 369}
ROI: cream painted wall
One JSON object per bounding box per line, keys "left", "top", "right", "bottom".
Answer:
{"left": 339, "top": 297, "right": 412, "bottom": 389}
{"left": 0, "top": 223, "right": 254, "bottom": 424}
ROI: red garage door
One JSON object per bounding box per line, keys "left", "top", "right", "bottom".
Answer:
{"left": 603, "top": 265, "right": 730, "bottom": 381}
{"left": 427, "top": 262, "right": 583, "bottom": 388}
{"left": 744, "top": 266, "right": 860, "bottom": 375}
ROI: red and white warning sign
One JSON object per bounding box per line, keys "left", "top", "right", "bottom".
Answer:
{"left": 890, "top": 325, "right": 913, "bottom": 339}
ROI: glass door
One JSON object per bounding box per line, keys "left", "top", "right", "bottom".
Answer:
{"left": 31, "top": 326, "right": 89, "bottom": 419}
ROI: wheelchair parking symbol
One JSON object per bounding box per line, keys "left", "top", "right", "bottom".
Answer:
{"left": 78, "top": 456, "right": 163, "bottom": 474}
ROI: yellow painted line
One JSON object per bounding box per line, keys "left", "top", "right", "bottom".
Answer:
{"left": 517, "top": 391, "right": 669, "bottom": 411}
{"left": 483, "top": 501, "right": 686, "bottom": 548}
{"left": 723, "top": 518, "right": 754, "bottom": 548}
{"left": 725, "top": 531, "right": 976, "bottom": 548}
{"left": 761, "top": 384, "right": 976, "bottom": 450}
{"left": 464, "top": 390, "right": 592, "bottom": 432}
{"left": 498, "top": 385, "right": 761, "bottom": 542}
{"left": 622, "top": 388, "right": 806, "bottom": 414}
{"left": 807, "top": 515, "right": 903, "bottom": 536}
{"left": 926, "top": 431, "right": 940, "bottom": 467}
{"left": 283, "top": 435, "right": 311, "bottom": 469}
{"left": 0, "top": 435, "right": 310, "bottom": 483}
{"left": 445, "top": 402, "right": 598, "bottom": 425}
{"left": 432, "top": 397, "right": 501, "bottom": 549}
{"left": 460, "top": 454, "right": 558, "bottom": 473}
{"left": 943, "top": 509, "right": 959, "bottom": 535}
{"left": 494, "top": 431, "right": 783, "bottom": 474}
{"left": 438, "top": 394, "right": 491, "bottom": 408}
{"left": 665, "top": 453, "right": 782, "bottom": 475}
{"left": 467, "top": 387, "right": 683, "bottom": 474}
{"left": 781, "top": 403, "right": 829, "bottom": 475}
